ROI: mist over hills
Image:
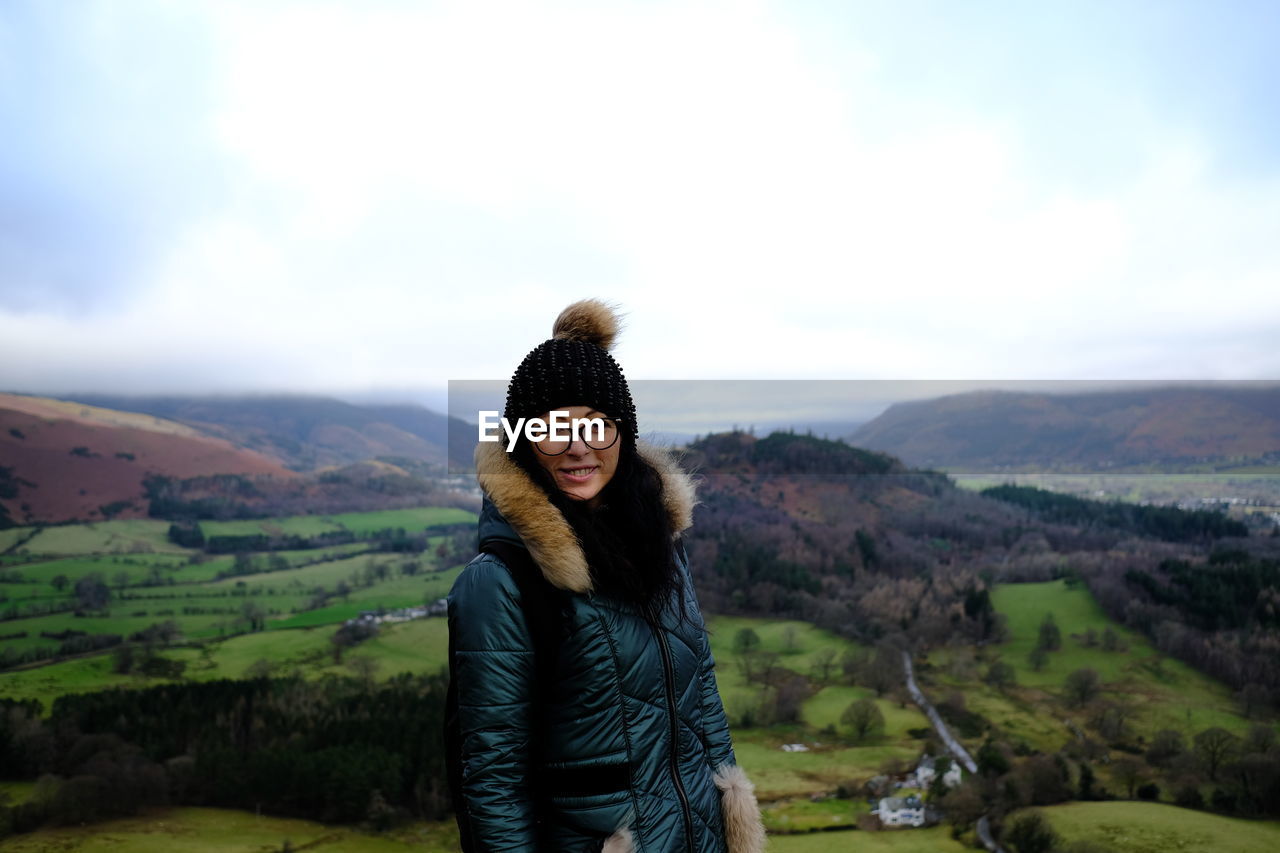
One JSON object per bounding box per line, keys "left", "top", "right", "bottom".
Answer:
{"left": 0, "top": 393, "right": 478, "bottom": 526}
{"left": 68, "top": 393, "right": 469, "bottom": 471}
{"left": 6, "top": 383, "right": 1280, "bottom": 528}
{"left": 0, "top": 393, "right": 295, "bottom": 527}
{"left": 850, "top": 384, "right": 1280, "bottom": 473}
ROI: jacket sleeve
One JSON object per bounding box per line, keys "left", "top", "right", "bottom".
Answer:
{"left": 697, "top": 620, "right": 737, "bottom": 772}
{"left": 685, "top": 551, "right": 767, "bottom": 853}
{"left": 448, "top": 556, "right": 539, "bottom": 852}
{"left": 680, "top": 547, "right": 736, "bottom": 772}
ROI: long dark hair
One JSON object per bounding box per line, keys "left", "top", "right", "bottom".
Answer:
{"left": 511, "top": 426, "right": 685, "bottom": 616}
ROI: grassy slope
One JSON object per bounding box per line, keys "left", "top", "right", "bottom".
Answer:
{"left": 198, "top": 507, "right": 473, "bottom": 539}
{"left": 0, "top": 807, "right": 460, "bottom": 852}
{"left": 0, "top": 509, "right": 469, "bottom": 710}
{"left": 769, "top": 827, "right": 967, "bottom": 852}
{"left": 925, "top": 579, "right": 1252, "bottom": 762}
{"left": 0, "top": 781, "right": 35, "bottom": 804}
{"left": 17, "top": 520, "right": 192, "bottom": 555}
{"left": 0, "top": 597, "right": 461, "bottom": 711}
{"left": 4, "top": 609, "right": 919, "bottom": 831}
{"left": 1034, "top": 801, "right": 1280, "bottom": 853}
{"left": 0, "top": 805, "right": 977, "bottom": 852}
{"left": 704, "top": 616, "right": 930, "bottom": 831}
{"left": 0, "top": 527, "right": 36, "bottom": 551}
{"left": 9, "top": 544, "right": 370, "bottom": 589}
{"left": 2, "top": 547, "right": 460, "bottom": 658}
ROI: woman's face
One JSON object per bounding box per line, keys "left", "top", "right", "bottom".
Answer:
{"left": 530, "top": 404, "right": 621, "bottom": 508}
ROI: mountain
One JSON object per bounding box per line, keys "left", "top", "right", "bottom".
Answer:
{"left": 0, "top": 393, "right": 293, "bottom": 526}
{"left": 68, "top": 393, "right": 475, "bottom": 472}
{"left": 848, "top": 384, "right": 1280, "bottom": 472}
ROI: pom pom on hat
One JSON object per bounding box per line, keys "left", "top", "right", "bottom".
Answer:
{"left": 552, "top": 299, "right": 621, "bottom": 350}
{"left": 504, "top": 299, "right": 637, "bottom": 432}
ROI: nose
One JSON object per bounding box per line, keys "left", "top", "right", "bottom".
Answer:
{"left": 564, "top": 435, "right": 592, "bottom": 457}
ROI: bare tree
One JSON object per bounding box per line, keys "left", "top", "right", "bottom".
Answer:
{"left": 984, "top": 661, "right": 1017, "bottom": 691}
{"left": 1194, "top": 727, "right": 1240, "bottom": 781}
{"left": 811, "top": 648, "right": 838, "bottom": 685}
{"left": 1063, "top": 668, "right": 1100, "bottom": 708}
{"left": 1112, "top": 756, "right": 1144, "bottom": 798}
{"left": 842, "top": 697, "right": 885, "bottom": 741}
{"left": 347, "top": 655, "right": 380, "bottom": 684}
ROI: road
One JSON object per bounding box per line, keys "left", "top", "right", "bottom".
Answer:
{"left": 901, "top": 650, "right": 1007, "bottom": 853}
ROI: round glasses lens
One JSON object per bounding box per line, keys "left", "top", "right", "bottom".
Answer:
{"left": 531, "top": 417, "right": 620, "bottom": 455}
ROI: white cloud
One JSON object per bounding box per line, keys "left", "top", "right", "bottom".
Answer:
{"left": 3, "top": 0, "right": 1279, "bottom": 397}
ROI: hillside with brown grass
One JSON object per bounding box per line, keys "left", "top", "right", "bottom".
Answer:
{"left": 0, "top": 394, "right": 294, "bottom": 525}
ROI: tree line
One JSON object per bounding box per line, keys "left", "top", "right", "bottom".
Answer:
{"left": 0, "top": 673, "right": 451, "bottom": 839}
{"left": 981, "top": 484, "right": 1248, "bottom": 543}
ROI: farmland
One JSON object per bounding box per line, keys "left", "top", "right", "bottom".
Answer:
{"left": 0, "top": 807, "right": 459, "bottom": 853}
{"left": 922, "top": 579, "right": 1253, "bottom": 763}
{"left": 1032, "top": 801, "right": 1280, "bottom": 853}
{"left": 0, "top": 508, "right": 474, "bottom": 690}
{"left": 4, "top": 514, "right": 1280, "bottom": 849}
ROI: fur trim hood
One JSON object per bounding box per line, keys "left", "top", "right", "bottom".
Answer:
{"left": 473, "top": 438, "right": 697, "bottom": 594}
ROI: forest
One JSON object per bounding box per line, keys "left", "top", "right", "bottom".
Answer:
{"left": 0, "top": 674, "right": 450, "bottom": 833}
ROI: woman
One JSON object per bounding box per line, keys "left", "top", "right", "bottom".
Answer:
{"left": 447, "top": 300, "right": 764, "bottom": 852}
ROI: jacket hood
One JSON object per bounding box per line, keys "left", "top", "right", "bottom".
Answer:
{"left": 473, "top": 439, "right": 697, "bottom": 594}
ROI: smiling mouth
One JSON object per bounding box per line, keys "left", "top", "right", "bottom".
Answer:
{"left": 559, "top": 466, "right": 598, "bottom": 482}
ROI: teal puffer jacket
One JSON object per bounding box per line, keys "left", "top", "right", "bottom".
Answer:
{"left": 448, "top": 442, "right": 764, "bottom": 853}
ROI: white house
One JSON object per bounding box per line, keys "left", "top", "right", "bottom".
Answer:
{"left": 875, "top": 795, "right": 925, "bottom": 827}
{"left": 911, "top": 754, "right": 962, "bottom": 789}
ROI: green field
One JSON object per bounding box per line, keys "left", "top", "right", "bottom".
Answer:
{"left": 0, "top": 607, "right": 458, "bottom": 712}
{"left": 6, "top": 543, "right": 375, "bottom": 592}
{"left": 9, "top": 553, "right": 1278, "bottom": 849}
{"left": 3, "top": 608, "right": 921, "bottom": 820}
{"left": 0, "top": 780, "right": 35, "bottom": 805}
{"left": 199, "top": 507, "right": 473, "bottom": 539}
{"left": 706, "top": 616, "right": 928, "bottom": 741}
{"left": 324, "top": 507, "right": 475, "bottom": 534}
{"left": 1, "top": 548, "right": 460, "bottom": 656}
{"left": 199, "top": 515, "right": 344, "bottom": 538}
{"left": 0, "top": 507, "right": 476, "bottom": 712}
{"left": 0, "top": 807, "right": 459, "bottom": 852}
{"left": 702, "top": 615, "right": 931, "bottom": 813}
{"left": 988, "top": 580, "right": 1248, "bottom": 736}
{"left": 768, "top": 826, "right": 967, "bottom": 852}
{"left": 0, "top": 804, "right": 984, "bottom": 852}
{"left": 1032, "top": 801, "right": 1280, "bottom": 853}
{"left": 923, "top": 579, "right": 1254, "bottom": 759}
{"left": 9, "top": 802, "right": 1274, "bottom": 853}
{"left": 0, "top": 527, "right": 37, "bottom": 552}
{"left": 17, "top": 520, "right": 194, "bottom": 556}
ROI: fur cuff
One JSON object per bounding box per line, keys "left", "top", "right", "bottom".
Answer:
{"left": 602, "top": 826, "right": 634, "bottom": 853}
{"left": 714, "top": 764, "right": 766, "bottom": 853}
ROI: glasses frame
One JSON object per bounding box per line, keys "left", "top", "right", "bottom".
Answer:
{"left": 532, "top": 416, "right": 624, "bottom": 456}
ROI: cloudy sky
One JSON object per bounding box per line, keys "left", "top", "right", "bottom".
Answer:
{"left": 3, "top": 0, "right": 1278, "bottom": 408}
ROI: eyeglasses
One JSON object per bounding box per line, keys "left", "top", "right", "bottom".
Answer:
{"left": 533, "top": 417, "right": 623, "bottom": 456}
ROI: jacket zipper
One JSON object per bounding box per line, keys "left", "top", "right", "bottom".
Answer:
{"left": 647, "top": 603, "right": 695, "bottom": 853}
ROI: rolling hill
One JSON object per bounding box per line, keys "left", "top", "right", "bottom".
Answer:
{"left": 849, "top": 384, "right": 1280, "bottom": 473}
{"left": 69, "top": 393, "right": 470, "bottom": 471}
{"left": 0, "top": 394, "right": 294, "bottom": 526}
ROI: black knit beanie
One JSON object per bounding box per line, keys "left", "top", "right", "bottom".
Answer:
{"left": 504, "top": 299, "right": 638, "bottom": 432}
